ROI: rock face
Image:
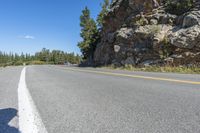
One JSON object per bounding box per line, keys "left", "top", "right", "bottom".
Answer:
{"left": 94, "top": 0, "right": 200, "bottom": 67}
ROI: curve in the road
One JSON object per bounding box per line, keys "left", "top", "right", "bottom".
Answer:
{"left": 18, "top": 67, "right": 48, "bottom": 133}
{"left": 63, "top": 67, "right": 200, "bottom": 85}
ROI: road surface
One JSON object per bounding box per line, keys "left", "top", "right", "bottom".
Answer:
{"left": 0, "top": 65, "right": 200, "bottom": 133}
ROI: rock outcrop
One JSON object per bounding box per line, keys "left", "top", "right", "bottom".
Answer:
{"left": 94, "top": 0, "right": 200, "bottom": 67}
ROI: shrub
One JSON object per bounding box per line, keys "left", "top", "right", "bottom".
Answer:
{"left": 148, "top": 25, "right": 161, "bottom": 34}
{"left": 124, "top": 64, "right": 134, "bottom": 70}
{"left": 14, "top": 60, "right": 24, "bottom": 66}
{"left": 29, "top": 60, "right": 46, "bottom": 65}
{"left": 135, "top": 17, "right": 148, "bottom": 26}
{"left": 106, "top": 65, "right": 200, "bottom": 74}
{"left": 159, "top": 37, "right": 171, "bottom": 59}
{"left": 165, "top": 0, "right": 194, "bottom": 15}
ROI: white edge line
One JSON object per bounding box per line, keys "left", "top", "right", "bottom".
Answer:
{"left": 18, "top": 67, "right": 48, "bottom": 133}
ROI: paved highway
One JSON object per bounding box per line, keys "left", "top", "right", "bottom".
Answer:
{"left": 0, "top": 65, "right": 200, "bottom": 133}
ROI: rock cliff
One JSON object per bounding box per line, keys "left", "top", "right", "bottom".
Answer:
{"left": 94, "top": 0, "right": 200, "bottom": 67}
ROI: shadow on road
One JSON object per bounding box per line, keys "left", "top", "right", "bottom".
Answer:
{"left": 0, "top": 108, "right": 20, "bottom": 133}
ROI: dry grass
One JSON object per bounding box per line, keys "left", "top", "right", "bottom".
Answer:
{"left": 103, "top": 65, "right": 200, "bottom": 74}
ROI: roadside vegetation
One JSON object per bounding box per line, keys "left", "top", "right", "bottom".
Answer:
{"left": 103, "top": 65, "right": 200, "bottom": 74}
{"left": 0, "top": 48, "right": 81, "bottom": 67}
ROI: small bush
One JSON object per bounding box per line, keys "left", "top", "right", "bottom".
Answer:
{"left": 135, "top": 17, "right": 148, "bottom": 26}
{"left": 29, "top": 60, "right": 46, "bottom": 65}
{"left": 14, "top": 60, "right": 24, "bottom": 66}
{"left": 124, "top": 64, "right": 134, "bottom": 70}
{"left": 0, "top": 64, "right": 7, "bottom": 67}
{"left": 159, "top": 37, "right": 171, "bottom": 59}
{"left": 148, "top": 25, "right": 161, "bottom": 34}
{"left": 165, "top": 0, "right": 194, "bottom": 15}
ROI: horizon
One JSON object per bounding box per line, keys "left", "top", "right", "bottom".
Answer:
{"left": 0, "top": 0, "right": 104, "bottom": 55}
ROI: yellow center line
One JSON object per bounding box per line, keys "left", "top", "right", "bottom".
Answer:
{"left": 63, "top": 67, "right": 200, "bottom": 85}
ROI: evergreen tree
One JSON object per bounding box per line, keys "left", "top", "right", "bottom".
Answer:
{"left": 0, "top": 49, "right": 81, "bottom": 67}
{"left": 97, "top": 0, "right": 110, "bottom": 28}
{"left": 166, "top": 0, "right": 194, "bottom": 15}
{"left": 78, "top": 7, "right": 98, "bottom": 60}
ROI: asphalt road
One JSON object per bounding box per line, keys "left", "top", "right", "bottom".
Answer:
{"left": 1, "top": 65, "right": 200, "bottom": 133}
{"left": 0, "top": 66, "right": 22, "bottom": 133}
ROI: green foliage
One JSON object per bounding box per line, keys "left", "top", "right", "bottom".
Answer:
{"left": 35, "top": 48, "right": 50, "bottom": 62}
{"left": 78, "top": 2, "right": 110, "bottom": 61}
{"left": 149, "top": 25, "right": 161, "bottom": 34}
{"left": 159, "top": 37, "right": 171, "bottom": 59}
{"left": 14, "top": 60, "right": 24, "bottom": 66}
{"left": 97, "top": 0, "right": 110, "bottom": 28}
{"left": 165, "top": 0, "right": 194, "bottom": 15}
{"left": 135, "top": 17, "right": 148, "bottom": 26}
{"left": 35, "top": 49, "right": 81, "bottom": 64}
{"left": 0, "top": 49, "right": 81, "bottom": 67}
{"left": 28, "top": 60, "right": 46, "bottom": 65}
{"left": 78, "top": 7, "right": 99, "bottom": 60}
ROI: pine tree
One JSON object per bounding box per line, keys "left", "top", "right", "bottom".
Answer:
{"left": 97, "top": 0, "right": 110, "bottom": 28}
{"left": 78, "top": 7, "right": 98, "bottom": 60}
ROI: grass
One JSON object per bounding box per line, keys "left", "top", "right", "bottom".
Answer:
{"left": 102, "top": 65, "right": 200, "bottom": 74}
{"left": 26, "top": 60, "right": 46, "bottom": 65}
{"left": 1, "top": 61, "right": 200, "bottom": 74}
{"left": 0, "top": 60, "right": 47, "bottom": 67}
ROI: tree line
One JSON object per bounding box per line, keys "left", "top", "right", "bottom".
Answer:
{"left": 0, "top": 48, "right": 81, "bottom": 67}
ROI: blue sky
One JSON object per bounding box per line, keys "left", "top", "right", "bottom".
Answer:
{"left": 0, "top": 0, "right": 104, "bottom": 54}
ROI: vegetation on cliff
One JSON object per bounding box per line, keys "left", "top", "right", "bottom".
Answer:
{"left": 78, "top": 0, "right": 200, "bottom": 68}
{"left": 97, "top": 0, "right": 110, "bottom": 28}
{"left": 165, "top": 0, "right": 194, "bottom": 15}
{"left": 78, "top": 0, "right": 110, "bottom": 62}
